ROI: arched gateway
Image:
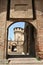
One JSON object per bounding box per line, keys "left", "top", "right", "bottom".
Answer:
{"left": 7, "top": 21, "right": 37, "bottom": 58}
{"left": 0, "top": 0, "right": 43, "bottom": 60}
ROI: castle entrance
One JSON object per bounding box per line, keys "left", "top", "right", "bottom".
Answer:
{"left": 7, "top": 22, "right": 37, "bottom": 58}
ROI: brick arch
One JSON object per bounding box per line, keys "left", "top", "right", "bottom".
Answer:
{"left": 6, "top": 21, "right": 38, "bottom": 58}
{"left": 0, "top": 9, "right": 41, "bottom": 59}
{"left": 0, "top": 0, "right": 43, "bottom": 59}
{"left": 7, "top": 21, "right": 36, "bottom": 29}
{"left": 0, "top": 5, "right": 42, "bottom": 59}
{"left": 7, "top": 21, "right": 37, "bottom": 38}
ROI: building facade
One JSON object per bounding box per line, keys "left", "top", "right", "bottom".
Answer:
{"left": 0, "top": 0, "right": 43, "bottom": 59}
{"left": 8, "top": 27, "right": 24, "bottom": 54}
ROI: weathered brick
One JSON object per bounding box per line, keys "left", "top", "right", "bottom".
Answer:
{"left": 0, "top": 0, "right": 43, "bottom": 59}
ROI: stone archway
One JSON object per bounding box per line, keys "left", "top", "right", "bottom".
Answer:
{"left": 6, "top": 21, "right": 37, "bottom": 58}
{"left": 0, "top": 10, "right": 42, "bottom": 59}
{"left": 0, "top": 0, "right": 43, "bottom": 60}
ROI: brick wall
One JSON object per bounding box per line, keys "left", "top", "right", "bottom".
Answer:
{"left": 0, "top": 0, "right": 43, "bottom": 59}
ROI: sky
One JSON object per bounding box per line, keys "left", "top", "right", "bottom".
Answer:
{"left": 8, "top": 22, "right": 25, "bottom": 41}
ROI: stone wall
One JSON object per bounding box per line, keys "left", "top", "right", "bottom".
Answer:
{"left": 0, "top": 0, "right": 43, "bottom": 59}
{"left": 37, "top": 16, "right": 43, "bottom": 58}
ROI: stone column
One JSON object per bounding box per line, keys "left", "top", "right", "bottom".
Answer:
{"left": 0, "top": 20, "right": 8, "bottom": 64}
{"left": 0, "top": 21, "right": 6, "bottom": 59}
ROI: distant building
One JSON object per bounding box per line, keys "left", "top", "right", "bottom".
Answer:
{"left": 8, "top": 27, "right": 24, "bottom": 54}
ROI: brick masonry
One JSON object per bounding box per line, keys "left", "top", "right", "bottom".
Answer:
{"left": 0, "top": 0, "right": 43, "bottom": 59}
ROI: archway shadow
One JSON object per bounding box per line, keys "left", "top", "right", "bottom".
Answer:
{"left": 8, "top": 55, "right": 35, "bottom": 58}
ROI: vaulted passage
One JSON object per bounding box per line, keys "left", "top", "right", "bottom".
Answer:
{"left": 24, "top": 23, "right": 36, "bottom": 57}
{"left": 29, "top": 25, "right": 36, "bottom": 57}
{"left": 7, "top": 22, "right": 37, "bottom": 58}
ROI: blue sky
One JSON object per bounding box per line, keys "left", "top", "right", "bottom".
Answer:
{"left": 8, "top": 22, "right": 25, "bottom": 41}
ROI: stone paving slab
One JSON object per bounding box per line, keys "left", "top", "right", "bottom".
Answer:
{"left": 8, "top": 58, "right": 43, "bottom": 65}
{"left": 0, "top": 58, "right": 43, "bottom": 65}
{"left": 9, "top": 62, "right": 43, "bottom": 65}
{"left": 0, "top": 63, "right": 43, "bottom": 65}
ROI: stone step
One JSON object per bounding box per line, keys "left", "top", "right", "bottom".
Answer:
{"left": 8, "top": 58, "right": 43, "bottom": 64}
{"left": 9, "top": 63, "right": 43, "bottom": 65}
{"left": 8, "top": 58, "right": 40, "bottom": 61}
{"left": 8, "top": 58, "right": 37, "bottom": 62}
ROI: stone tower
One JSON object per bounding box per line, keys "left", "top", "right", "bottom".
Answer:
{"left": 14, "top": 27, "right": 24, "bottom": 53}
